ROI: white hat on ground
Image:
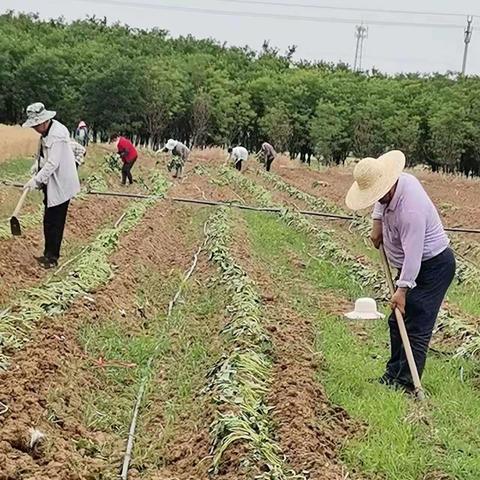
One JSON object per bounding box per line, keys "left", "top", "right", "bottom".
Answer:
{"left": 22, "top": 102, "right": 56, "bottom": 128}
{"left": 165, "top": 139, "right": 178, "bottom": 150}
{"left": 345, "top": 150, "right": 406, "bottom": 211}
{"left": 344, "top": 297, "right": 385, "bottom": 320}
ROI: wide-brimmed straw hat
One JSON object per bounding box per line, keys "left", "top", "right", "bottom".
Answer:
{"left": 345, "top": 150, "right": 406, "bottom": 211}
{"left": 344, "top": 297, "right": 385, "bottom": 320}
{"left": 22, "top": 102, "right": 56, "bottom": 128}
{"left": 165, "top": 139, "right": 178, "bottom": 150}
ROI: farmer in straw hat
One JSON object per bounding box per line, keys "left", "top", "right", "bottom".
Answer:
{"left": 163, "top": 139, "right": 190, "bottom": 179}
{"left": 346, "top": 150, "right": 456, "bottom": 393}
{"left": 23, "top": 102, "right": 81, "bottom": 269}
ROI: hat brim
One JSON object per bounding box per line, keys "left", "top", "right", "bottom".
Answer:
{"left": 344, "top": 311, "right": 385, "bottom": 320}
{"left": 345, "top": 150, "right": 406, "bottom": 211}
{"left": 22, "top": 110, "right": 56, "bottom": 128}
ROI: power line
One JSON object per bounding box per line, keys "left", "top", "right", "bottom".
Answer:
{"left": 72, "top": 0, "right": 467, "bottom": 29}
{"left": 209, "top": 0, "right": 475, "bottom": 19}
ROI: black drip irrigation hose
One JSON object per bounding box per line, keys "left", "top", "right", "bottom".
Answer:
{"left": 2, "top": 181, "right": 480, "bottom": 234}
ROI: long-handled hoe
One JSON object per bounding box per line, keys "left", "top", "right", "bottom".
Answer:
{"left": 10, "top": 189, "right": 29, "bottom": 236}
{"left": 379, "top": 244, "right": 426, "bottom": 401}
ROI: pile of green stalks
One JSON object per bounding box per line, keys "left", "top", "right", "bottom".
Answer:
{"left": 204, "top": 207, "right": 303, "bottom": 480}
{"left": 82, "top": 172, "right": 109, "bottom": 193}
{"left": 259, "top": 170, "right": 371, "bottom": 237}
{"left": 258, "top": 171, "right": 480, "bottom": 357}
{"left": 219, "top": 167, "right": 388, "bottom": 299}
{"left": 0, "top": 173, "right": 170, "bottom": 369}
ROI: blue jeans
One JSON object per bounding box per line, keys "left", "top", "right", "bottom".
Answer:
{"left": 385, "top": 247, "right": 456, "bottom": 389}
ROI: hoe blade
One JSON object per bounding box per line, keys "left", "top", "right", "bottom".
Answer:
{"left": 10, "top": 216, "right": 21, "bottom": 236}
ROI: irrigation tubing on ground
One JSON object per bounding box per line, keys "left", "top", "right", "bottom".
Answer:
{"left": 2, "top": 181, "right": 480, "bottom": 234}
{"left": 120, "top": 231, "right": 207, "bottom": 480}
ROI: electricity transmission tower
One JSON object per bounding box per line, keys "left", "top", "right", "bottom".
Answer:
{"left": 353, "top": 24, "right": 368, "bottom": 72}
{"left": 461, "top": 16, "right": 473, "bottom": 75}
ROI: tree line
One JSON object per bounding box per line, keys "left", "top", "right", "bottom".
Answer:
{"left": 1, "top": 12, "right": 480, "bottom": 175}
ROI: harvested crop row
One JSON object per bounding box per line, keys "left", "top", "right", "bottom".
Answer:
{"left": 256, "top": 170, "right": 480, "bottom": 357}
{"left": 0, "top": 172, "right": 170, "bottom": 369}
{"left": 204, "top": 207, "right": 303, "bottom": 479}
{"left": 0, "top": 182, "right": 206, "bottom": 480}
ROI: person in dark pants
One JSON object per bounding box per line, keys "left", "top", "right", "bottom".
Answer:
{"left": 43, "top": 188, "right": 70, "bottom": 263}
{"left": 23, "top": 103, "right": 81, "bottom": 268}
{"left": 121, "top": 159, "right": 136, "bottom": 185}
{"left": 112, "top": 134, "right": 138, "bottom": 185}
{"left": 260, "top": 142, "right": 276, "bottom": 172}
{"left": 346, "top": 150, "right": 456, "bottom": 393}
{"left": 228, "top": 146, "right": 248, "bottom": 172}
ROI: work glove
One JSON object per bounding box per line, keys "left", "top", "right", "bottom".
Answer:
{"left": 24, "top": 177, "right": 39, "bottom": 191}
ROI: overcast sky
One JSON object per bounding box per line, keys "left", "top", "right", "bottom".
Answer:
{"left": 2, "top": 0, "right": 479, "bottom": 74}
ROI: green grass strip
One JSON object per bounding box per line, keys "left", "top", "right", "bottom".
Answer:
{"left": 217, "top": 166, "right": 388, "bottom": 298}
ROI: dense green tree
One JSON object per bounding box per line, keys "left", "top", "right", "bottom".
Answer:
{"left": 1, "top": 11, "right": 480, "bottom": 175}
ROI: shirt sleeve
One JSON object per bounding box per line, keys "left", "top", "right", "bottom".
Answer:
{"left": 397, "top": 210, "right": 426, "bottom": 289}
{"left": 372, "top": 202, "right": 385, "bottom": 220}
{"left": 34, "top": 140, "right": 66, "bottom": 185}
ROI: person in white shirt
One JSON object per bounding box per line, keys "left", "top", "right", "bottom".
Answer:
{"left": 228, "top": 146, "right": 248, "bottom": 172}
{"left": 23, "top": 103, "right": 81, "bottom": 269}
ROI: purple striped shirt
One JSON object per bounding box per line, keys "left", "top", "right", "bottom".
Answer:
{"left": 373, "top": 173, "right": 449, "bottom": 289}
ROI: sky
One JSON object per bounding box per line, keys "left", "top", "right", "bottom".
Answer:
{"left": 2, "top": 0, "right": 479, "bottom": 74}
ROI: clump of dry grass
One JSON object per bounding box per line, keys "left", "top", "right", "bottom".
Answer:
{"left": 0, "top": 124, "right": 38, "bottom": 163}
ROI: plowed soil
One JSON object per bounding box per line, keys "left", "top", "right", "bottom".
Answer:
{"left": 1, "top": 148, "right": 478, "bottom": 480}
{"left": 0, "top": 195, "right": 127, "bottom": 306}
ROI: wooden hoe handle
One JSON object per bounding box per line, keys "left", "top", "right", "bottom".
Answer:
{"left": 379, "top": 244, "right": 426, "bottom": 401}
{"left": 11, "top": 189, "right": 29, "bottom": 218}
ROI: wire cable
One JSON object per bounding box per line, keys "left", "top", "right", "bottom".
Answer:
{"left": 71, "top": 0, "right": 467, "bottom": 29}
{"left": 210, "top": 0, "right": 475, "bottom": 19}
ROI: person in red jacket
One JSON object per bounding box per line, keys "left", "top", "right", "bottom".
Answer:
{"left": 112, "top": 134, "right": 138, "bottom": 185}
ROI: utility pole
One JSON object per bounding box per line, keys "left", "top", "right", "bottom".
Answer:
{"left": 353, "top": 24, "right": 368, "bottom": 72}
{"left": 462, "top": 16, "right": 473, "bottom": 75}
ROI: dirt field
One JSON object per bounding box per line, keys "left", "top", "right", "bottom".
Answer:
{"left": 0, "top": 148, "right": 479, "bottom": 480}
{"left": 0, "top": 124, "right": 39, "bottom": 163}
